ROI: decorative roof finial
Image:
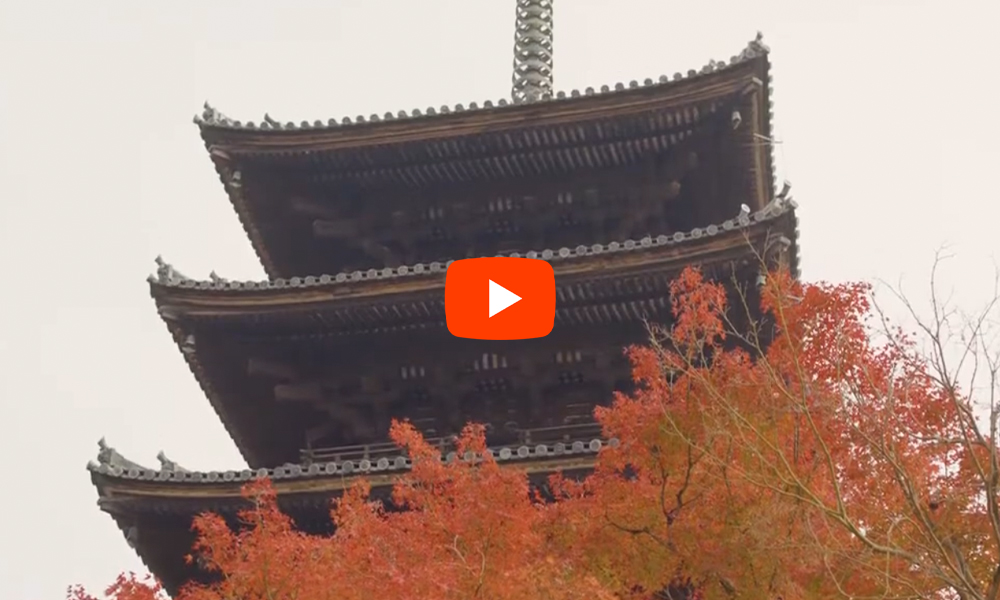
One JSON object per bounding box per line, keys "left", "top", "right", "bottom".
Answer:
{"left": 152, "top": 256, "right": 188, "bottom": 285}
{"left": 739, "top": 31, "right": 770, "bottom": 61}
{"left": 196, "top": 101, "right": 234, "bottom": 126}
{"left": 156, "top": 450, "right": 189, "bottom": 473}
{"left": 511, "top": 0, "right": 554, "bottom": 104}
{"left": 95, "top": 437, "right": 148, "bottom": 471}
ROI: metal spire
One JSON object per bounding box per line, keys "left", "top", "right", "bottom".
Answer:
{"left": 511, "top": 0, "right": 554, "bottom": 103}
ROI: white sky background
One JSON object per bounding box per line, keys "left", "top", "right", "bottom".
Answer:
{"left": 0, "top": 0, "right": 998, "bottom": 598}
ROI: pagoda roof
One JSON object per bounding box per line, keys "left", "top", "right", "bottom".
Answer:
{"left": 88, "top": 437, "right": 602, "bottom": 595}
{"left": 147, "top": 202, "right": 798, "bottom": 469}
{"left": 193, "top": 34, "right": 776, "bottom": 279}
{"left": 195, "top": 34, "right": 769, "bottom": 145}
{"left": 89, "top": 437, "right": 606, "bottom": 504}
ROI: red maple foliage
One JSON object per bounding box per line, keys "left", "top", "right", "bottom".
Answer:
{"left": 74, "top": 265, "right": 1000, "bottom": 600}
{"left": 67, "top": 573, "right": 165, "bottom": 600}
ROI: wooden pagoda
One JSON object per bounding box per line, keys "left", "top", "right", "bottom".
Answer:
{"left": 87, "top": 2, "right": 799, "bottom": 593}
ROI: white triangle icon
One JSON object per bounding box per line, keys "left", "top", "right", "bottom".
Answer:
{"left": 488, "top": 279, "right": 522, "bottom": 318}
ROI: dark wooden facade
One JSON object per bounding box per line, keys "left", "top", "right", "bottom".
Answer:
{"left": 152, "top": 208, "right": 796, "bottom": 469}
{"left": 88, "top": 33, "right": 799, "bottom": 595}
{"left": 197, "top": 40, "right": 777, "bottom": 280}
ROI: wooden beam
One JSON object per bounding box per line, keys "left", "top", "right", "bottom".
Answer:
{"left": 298, "top": 323, "right": 648, "bottom": 378}
{"left": 304, "top": 422, "right": 336, "bottom": 447}
{"left": 295, "top": 359, "right": 624, "bottom": 445}
{"left": 274, "top": 382, "right": 324, "bottom": 402}
{"left": 302, "top": 406, "right": 377, "bottom": 447}
{"left": 312, "top": 218, "right": 360, "bottom": 239}
{"left": 324, "top": 404, "right": 373, "bottom": 438}
{"left": 288, "top": 196, "right": 341, "bottom": 220}
{"left": 312, "top": 218, "right": 403, "bottom": 268}
{"left": 258, "top": 324, "right": 651, "bottom": 449}
{"left": 303, "top": 392, "right": 406, "bottom": 447}
{"left": 277, "top": 128, "right": 730, "bottom": 270}
{"left": 308, "top": 140, "right": 701, "bottom": 248}
{"left": 359, "top": 239, "right": 402, "bottom": 268}
{"left": 276, "top": 378, "right": 404, "bottom": 413}
{"left": 247, "top": 357, "right": 298, "bottom": 380}
{"left": 747, "top": 92, "right": 769, "bottom": 212}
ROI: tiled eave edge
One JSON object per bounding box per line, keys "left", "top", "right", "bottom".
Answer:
{"left": 149, "top": 200, "right": 799, "bottom": 298}
{"left": 89, "top": 438, "right": 611, "bottom": 496}
{"left": 193, "top": 34, "right": 770, "bottom": 142}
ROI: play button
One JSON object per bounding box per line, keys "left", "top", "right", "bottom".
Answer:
{"left": 488, "top": 279, "right": 522, "bottom": 318}
{"left": 444, "top": 257, "right": 556, "bottom": 340}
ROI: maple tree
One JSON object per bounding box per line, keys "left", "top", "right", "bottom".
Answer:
{"left": 73, "top": 261, "right": 1000, "bottom": 600}
{"left": 551, "top": 260, "right": 1000, "bottom": 599}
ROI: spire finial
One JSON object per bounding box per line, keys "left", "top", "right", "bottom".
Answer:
{"left": 511, "top": 0, "right": 554, "bottom": 103}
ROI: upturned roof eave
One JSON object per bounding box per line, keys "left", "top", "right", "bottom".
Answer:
{"left": 193, "top": 35, "right": 771, "bottom": 156}
{"left": 89, "top": 449, "right": 602, "bottom": 504}
{"left": 90, "top": 451, "right": 599, "bottom": 595}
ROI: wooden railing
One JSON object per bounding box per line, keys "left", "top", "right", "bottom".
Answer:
{"left": 517, "top": 422, "right": 603, "bottom": 445}
{"left": 300, "top": 437, "right": 453, "bottom": 465}
{"left": 299, "top": 421, "right": 605, "bottom": 465}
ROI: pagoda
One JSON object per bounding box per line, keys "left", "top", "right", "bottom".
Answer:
{"left": 87, "top": 2, "right": 799, "bottom": 594}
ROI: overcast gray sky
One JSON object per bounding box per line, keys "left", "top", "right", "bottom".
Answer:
{"left": 1, "top": 1, "right": 998, "bottom": 598}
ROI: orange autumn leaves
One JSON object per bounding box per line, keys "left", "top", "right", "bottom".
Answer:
{"left": 75, "top": 425, "right": 614, "bottom": 600}
{"left": 74, "top": 267, "right": 1000, "bottom": 600}
{"left": 323, "top": 423, "right": 613, "bottom": 600}
{"left": 68, "top": 574, "right": 164, "bottom": 600}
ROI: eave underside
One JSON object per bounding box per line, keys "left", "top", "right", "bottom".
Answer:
{"left": 195, "top": 47, "right": 774, "bottom": 279}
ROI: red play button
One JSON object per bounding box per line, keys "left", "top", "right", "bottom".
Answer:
{"left": 444, "top": 257, "right": 556, "bottom": 340}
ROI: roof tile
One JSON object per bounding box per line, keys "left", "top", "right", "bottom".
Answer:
{"left": 89, "top": 438, "right": 619, "bottom": 485}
